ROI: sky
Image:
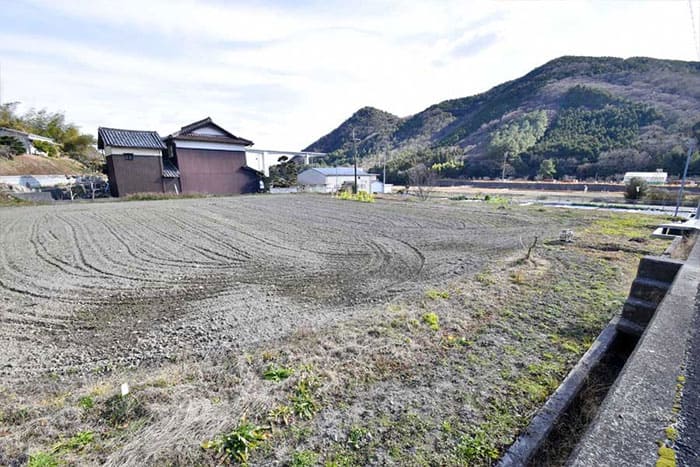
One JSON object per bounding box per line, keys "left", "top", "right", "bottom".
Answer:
{"left": 0, "top": 0, "right": 698, "bottom": 150}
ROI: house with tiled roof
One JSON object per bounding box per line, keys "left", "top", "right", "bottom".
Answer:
{"left": 0, "top": 127, "right": 58, "bottom": 155}
{"left": 162, "top": 117, "right": 259, "bottom": 195}
{"left": 98, "top": 118, "right": 262, "bottom": 197}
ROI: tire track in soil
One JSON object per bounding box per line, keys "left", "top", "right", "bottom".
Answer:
{"left": 0, "top": 196, "right": 564, "bottom": 379}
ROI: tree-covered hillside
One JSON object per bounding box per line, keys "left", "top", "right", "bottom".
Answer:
{"left": 304, "top": 56, "right": 700, "bottom": 181}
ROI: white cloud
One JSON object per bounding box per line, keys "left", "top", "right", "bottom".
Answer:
{"left": 2, "top": 0, "right": 697, "bottom": 150}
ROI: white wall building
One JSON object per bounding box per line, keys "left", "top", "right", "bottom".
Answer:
{"left": 246, "top": 149, "right": 326, "bottom": 176}
{"left": 297, "top": 167, "right": 377, "bottom": 193}
{"left": 371, "top": 180, "right": 393, "bottom": 194}
{"left": 623, "top": 171, "right": 668, "bottom": 185}
{"left": 0, "top": 127, "right": 58, "bottom": 155}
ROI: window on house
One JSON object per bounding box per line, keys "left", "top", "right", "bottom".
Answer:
{"left": 124, "top": 153, "right": 134, "bottom": 160}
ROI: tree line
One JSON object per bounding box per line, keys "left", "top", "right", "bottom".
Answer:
{"left": 0, "top": 103, "right": 101, "bottom": 170}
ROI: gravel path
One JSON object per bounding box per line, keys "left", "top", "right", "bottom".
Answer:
{"left": 0, "top": 195, "right": 561, "bottom": 379}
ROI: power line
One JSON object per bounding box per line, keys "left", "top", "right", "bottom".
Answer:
{"left": 690, "top": 0, "right": 700, "bottom": 60}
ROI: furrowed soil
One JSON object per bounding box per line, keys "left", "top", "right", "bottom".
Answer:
{"left": 0, "top": 194, "right": 670, "bottom": 466}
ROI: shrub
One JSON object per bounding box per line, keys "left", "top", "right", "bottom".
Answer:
{"left": 32, "top": 140, "right": 59, "bottom": 157}
{"left": 644, "top": 187, "right": 676, "bottom": 205}
{"left": 624, "top": 177, "right": 648, "bottom": 200}
{"left": 0, "top": 135, "right": 25, "bottom": 158}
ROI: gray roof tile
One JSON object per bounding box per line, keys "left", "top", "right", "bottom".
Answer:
{"left": 98, "top": 127, "right": 166, "bottom": 150}
{"left": 312, "top": 167, "right": 371, "bottom": 176}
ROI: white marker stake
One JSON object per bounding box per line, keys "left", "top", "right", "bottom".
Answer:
{"left": 121, "top": 383, "right": 130, "bottom": 396}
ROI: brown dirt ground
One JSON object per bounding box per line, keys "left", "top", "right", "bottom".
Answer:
{"left": 0, "top": 154, "right": 86, "bottom": 176}
{"left": 0, "top": 194, "right": 672, "bottom": 466}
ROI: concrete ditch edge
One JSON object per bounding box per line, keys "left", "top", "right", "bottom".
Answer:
{"left": 567, "top": 238, "right": 700, "bottom": 466}
{"left": 497, "top": 318, "right": 620, "bottom": 467}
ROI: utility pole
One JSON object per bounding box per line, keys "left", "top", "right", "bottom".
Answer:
{"left": 675, "top": 139, "right": 696, "bottom": 217}
{"left": 352, "top": 128, "right": 358, "bottom": 194}
{"left": 383, "top": 144, "right": 388, "bottom": 188}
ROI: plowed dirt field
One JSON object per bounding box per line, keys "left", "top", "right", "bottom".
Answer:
{"left": 1, "top": 195, "right": 558, "bottom": 377}
{"left": 0, "top": 195, "right": 669, "bottom": 466}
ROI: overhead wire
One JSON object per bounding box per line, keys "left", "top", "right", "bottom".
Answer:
{"left": 690, "top": 0, "right": 700, "bottom": 60}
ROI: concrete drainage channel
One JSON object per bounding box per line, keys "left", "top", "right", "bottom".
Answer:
{"left": 498, "top": 241, "right": 689, "bottom": 467}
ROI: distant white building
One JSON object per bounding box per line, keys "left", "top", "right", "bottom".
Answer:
{"left": 623, "top": 171, "right": 668, "bottom": 185}
{"left": 0, "top": 127, "right": 58, "bottom": 155}
{"left": 245, "top": 149, "right": 326, "bottom": 176}
{"left": 370, "top": 180, "right": 393, "bottom": 194}
{"left": 297, "top": 167, "right": 377, "bottom": 193}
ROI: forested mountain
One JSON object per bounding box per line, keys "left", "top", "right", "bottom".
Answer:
{"left": 304, "top": 56, "right": 700, "bottom": 181}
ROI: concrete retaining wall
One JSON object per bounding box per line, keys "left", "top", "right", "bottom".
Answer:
{"left": 568, "top": 238, "right": 700, "bottom": 466}
{"left": 0, "top": 175, "right": 73, "bottom": 188}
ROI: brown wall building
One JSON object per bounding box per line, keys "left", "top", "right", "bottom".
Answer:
{"left": 98, "top": 128, "right": 167, "bottom": 198}
{"left": 176, "top": 148, "right": 257, "bottom": 194}
{"left": 99, "top": 118, "right": 261, "bottom": 197}
{"left": 164, "top": 117, "right": 258, "bottom": 195}
{"left": 106, "top": 155, "right": 164, "bottom": 197}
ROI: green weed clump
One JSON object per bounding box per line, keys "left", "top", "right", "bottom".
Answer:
{"left": 78, "top": 395, "right": 94, "bottom": 410}
{"left": 422, "top": 312, "right": 440, "bottom": 331}
{"left": 347, "top": 426, "right": 372, "bottom": 450}
{"left": 52, "top": 430, "right": 94, "bottom": 453}
{"left": 263, "top": 364, "right": 294, "bottom": 382}
{"left": 456, "top": 429, "right": 499, "bottom": 464}
{"left": 268, "top": 404, "right": 293, "bottom": 426}
{"left": 425, "top": 289, "right": 450, "bottom": 300}
{"left": 292, "top": 378, "right": 319, "bottom": 420}
{"left": 28, "top": 452, "right": 59, "bottom": 467}
{"left": 201, "top": 419, "right": 269, "bottom": 464}
{"left": 291, "top": 450, "right": 319, "bottom": 466}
